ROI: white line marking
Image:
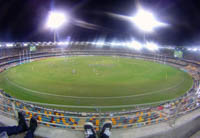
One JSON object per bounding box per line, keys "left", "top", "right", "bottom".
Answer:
{"left": 5, "top": 76, "right": 185, "bottom": 99}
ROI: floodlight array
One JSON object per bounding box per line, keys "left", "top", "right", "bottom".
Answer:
{"left": 144, "top": 42, "right": 159, "bottom": 51}
{"left": 2, "top": 41, "right": 199, "bottom": 53}
{"left": 95, "top": 40, "right": 105, "bottom": 47}
{"left": 23, "top": 43, "right": 28, "bottom": 47}
{"left": 187, "top": 48, "right": 200, "bottom": 52}
{"left": 6, "top": 43, "right": 14, "bottom": 48}
{"left": 110, "top": 42, "right": 118, "bottom": 47}
{"left": 128, "top": 40, "right": 143, "bottom": 50}
{"left": 57, "top": 41, "right": 69, "bottom": 46}
{"left": 131, "top": 8, "right": 167, "bottom": 32}
{"left": 46, "top": 11, "right": 67, "bottom": 29}
{"left": 88, "top": 40, "right": 160, "bottom": 51}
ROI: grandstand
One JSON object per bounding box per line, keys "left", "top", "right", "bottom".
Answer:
{"left": 0, "top": 42, "right": 200, "bottom": 137}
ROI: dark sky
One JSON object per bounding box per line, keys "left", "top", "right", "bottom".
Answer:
{"left": 0, "top": 0, "right": 200, "bottom": 46}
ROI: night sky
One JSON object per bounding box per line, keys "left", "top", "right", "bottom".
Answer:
{"left": 0, "top": 0, "right": 200, "bottom": 46}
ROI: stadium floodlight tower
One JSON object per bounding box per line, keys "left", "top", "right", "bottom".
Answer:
{"left": 131, "top": 7, "right": 167, "bottom": 43}
{"left": 46, "top": 11, "right": 68, "bottom": 42}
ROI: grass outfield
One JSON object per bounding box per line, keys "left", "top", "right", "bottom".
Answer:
{"left": 0, "top": 56, "right": 193, "bottom": 111}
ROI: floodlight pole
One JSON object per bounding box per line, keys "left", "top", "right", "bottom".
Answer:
{"left": 143, "top": 33, "right": 146, "bottom": 43}
{"left": 54, "top": 30, "right": 57, "bottom": 43}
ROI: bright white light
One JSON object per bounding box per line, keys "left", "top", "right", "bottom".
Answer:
{"left": 166, "top": 46, "right": 175, "bottom": 50}
{"left": 57, "top": 41, "right": 69, "bottom": 46}
{"left": 110, "top": 42, "right": 117, "bottom": 47}
{"left": 91, "top": 42, "right": 96, "bottom": 45}
{"left": 145, "top": 42, "right": 159, "bottom": 51}
{"left": 6, "top": 43, "right": 14, "bottom": 47}
{"left": 121, "top": 42, "right": 127, "bottom": 47}
{"left": 64, "top": 41, "right": 69, "bottom": 45}
{"left": 128, "top": 40, "right": 143, "bottom": 50}
{"left": 86, "top": 42, "right": 90, "bottom": 45}
{"left": 119, "top": 42, "right": 128, "bottom": 47}
{"left": 192, "top": 48, "right": 197, "bottom": 52}
{"left": 96, "top": 41, "right": 105, "bottom": 47}
{"left": 58, "top": 42, "right": 65, "bottom": 46}
{"left": 132, "top": 8, "right": 167, "bottom": 32}
{"left": 46, "top": 11, "right": 67, "bottom": 29}
{"left": 23, "top": 43, "right": 28, "bottom": 46}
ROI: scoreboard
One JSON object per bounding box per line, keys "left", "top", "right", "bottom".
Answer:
{"left": 174, "top": 50, "right": 183, "bottom": 58}
{"left": 30, "top": 46, "right": 36, "bottom": 52}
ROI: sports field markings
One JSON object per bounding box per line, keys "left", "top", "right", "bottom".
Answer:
{"left": 5, "top": 76, "right": 186, "bottom": 99}
{"left": 2, "top": 56, "right": 189, "bottom": 100}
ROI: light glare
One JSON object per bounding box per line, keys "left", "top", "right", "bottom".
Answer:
{"left": 145, "top": 42, "right": 159, "bottom": 51}
{"left": 129, "top": 40, "right": 142, "bottom": 50}
{"left": 46, "top": 11, "right": 67, "bottom": 29}
{"left": 132, "top": 8, "right": 167, "bottom": 32}
{"left": 6, "top": 43, "right": 14, "bottom": 47}
{"left": 23, "top": 43, "right": 28, "bottom": 46}
{"left": 192, "top": 48, "right": 197, "bottom": 51}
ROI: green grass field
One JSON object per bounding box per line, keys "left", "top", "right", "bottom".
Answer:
{"left": 0, "top": 56, "right": 193, "bottom": 111}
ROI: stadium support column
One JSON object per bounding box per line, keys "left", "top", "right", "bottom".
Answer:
{"left": 22, "top": 50, "right": 24, "bottom": 64}
{"left": 164, "top": 55, "right": 166, "bottom": 64}
{"left": 169, "top": 101, "right": 182, "bottom": 127}
{"left": 11, "top": 102, "right": 18, "bottom": 120}
{"left": 28, "top": 49, "right": 31, "bottom": 62}
{"left": 24, "top": 50, "right": 26, "bottom": 63}
{"left": 98, "top": 108, "right": 102, "bottom": 135}
{"left": 29, "top": 49, "right": 31, "bottom": 62}
{"left": 25, "top": 50, "right": 27, "bottom": 63}
{"left": 143, "top": 33, "right": 146, "bottom": 46}
{"left": 27, "top": 50, "right": 29, "bottom": 63}
{"left": 19, "top": 51, "right": 21, "bottom": 64}
{"left": 154, "top": 53, "right": 156, "bottom": 62}
{"left": 27, "top": 49, "right": 30, "bottom": 63}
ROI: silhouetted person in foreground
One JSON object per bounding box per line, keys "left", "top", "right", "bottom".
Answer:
{"left": 0, "top": 112, "right": 112, "bottom": 138}
{"left": 0, "top": 112, "right": 37, "bottom": 138}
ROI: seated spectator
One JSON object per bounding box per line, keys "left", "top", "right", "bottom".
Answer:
{"left": 0, "top": 112, "right": 37, "bottom": 138}
{"left": 84, "top": 121, "right": 112, "bottom": 138}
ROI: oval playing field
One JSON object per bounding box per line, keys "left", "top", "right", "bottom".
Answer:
{"left": 0, "top": 56, "right": 193, "bottom": 109}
